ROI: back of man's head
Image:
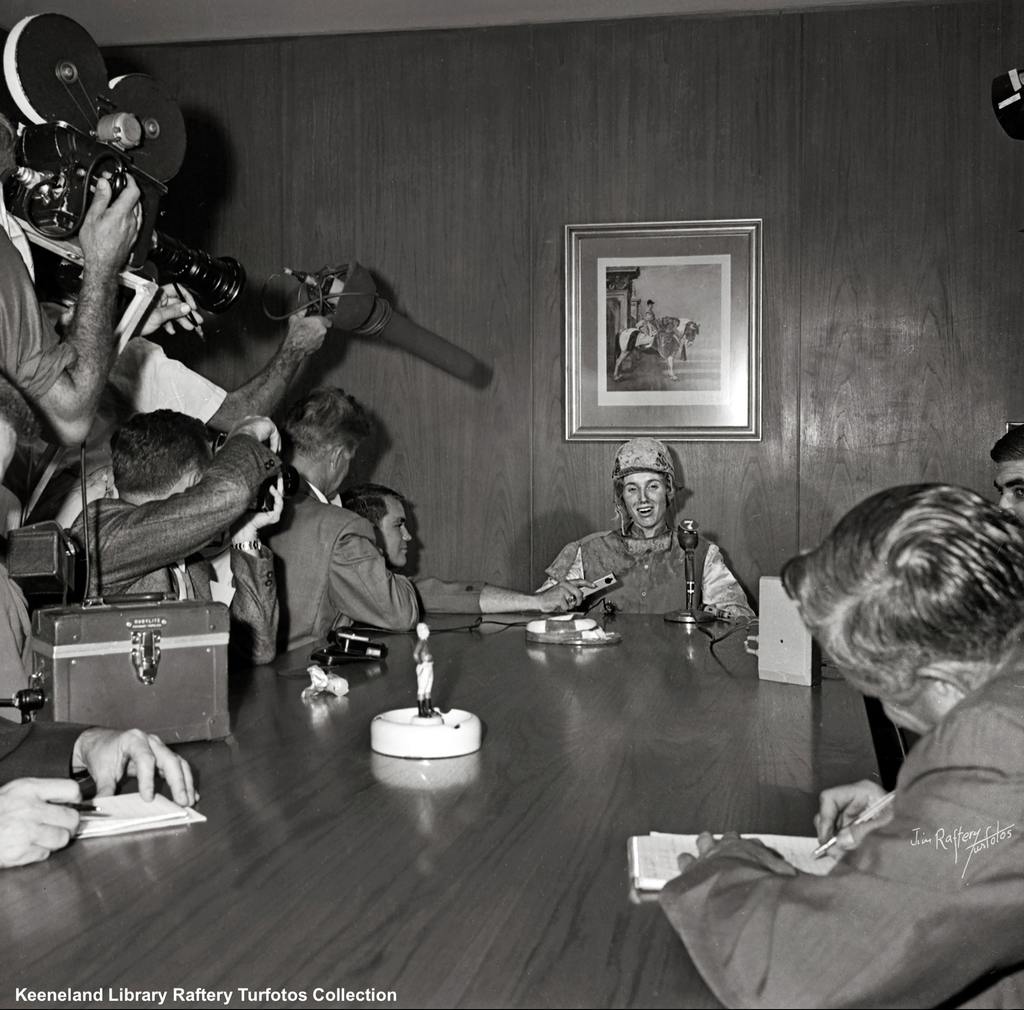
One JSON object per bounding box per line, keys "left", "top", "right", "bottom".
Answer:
{"left": 991, "top": 424, "right": 1024, "bottom": 463}
{"left": 341, "top": 483, "right": 405, "bottom": 527}
{"left": 111, "top": 410, "right": 211, "bottom": 499}
{"left": 283, "top": 387, "right": 372, "bottom": 459}
{"left": 782, "top": 483, "right": 1024, "bottom": 706}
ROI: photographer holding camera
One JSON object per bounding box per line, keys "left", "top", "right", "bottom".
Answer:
{"left": 0, "top": 114, "right": 142, "bottom": 450}
{"left": 69, "top": 410, "right": 285, "bottom": 664}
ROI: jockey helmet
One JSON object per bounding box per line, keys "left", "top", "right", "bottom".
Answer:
{"left": 612, "top": 438, "right": 675, "bottom": 487}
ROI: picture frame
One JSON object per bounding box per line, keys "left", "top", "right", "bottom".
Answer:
{"left": 564, "top": 219, "right": 762, "bottom": 441}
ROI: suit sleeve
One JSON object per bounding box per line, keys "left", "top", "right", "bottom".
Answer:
{"left": 659, "top": 708, "right": 1024, "bottom": 1008}
{"left": 75, "top": 435, "right": 279, "bottom": 596}
{"left": 327, "top": 517, "right": 420, "bottom": 631}
{"left": 0, "top": 722, "right": 85, "bottom": 784}
{"left": 228, "top": 544, "right": 279, "bottom": 664}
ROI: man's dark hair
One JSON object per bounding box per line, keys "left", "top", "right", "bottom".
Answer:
{"left": 282, "top": 387, "right": 372, "bottom": 458}
{"left": 990, "top": 425, "right": 1024, "bottom": 463}
{"left": 111, "top": 410, "right": 211, "bottom": 497}
{"left": 341, "top": 483, "right": 406, "bottom": 527}
{"left": 782, "top": 483, "right": 1024, "bottom": 705}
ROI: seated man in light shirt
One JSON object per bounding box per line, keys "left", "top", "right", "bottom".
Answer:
{"left": 660, "top": 484, "right": 1024, "bottom": 1008}
{"left": 541, "top": 438, "right": 754, "bottom": 620}
{"left": 341, "top": 482, "right": 590, "bottom": 616}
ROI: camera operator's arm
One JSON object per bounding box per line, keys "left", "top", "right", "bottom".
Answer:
{"left": 226, "top": 478, "right": 282, "bottom": 665}
{"left": 34, "top": 178, "right": 141, "bottom": 444}
{"left": 72, "top": 428, "right": 280, "bottom": 596}
{"left": 207, "top": 315, "right": 329, "bottom": 432}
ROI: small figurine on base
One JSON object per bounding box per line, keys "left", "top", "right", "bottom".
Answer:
{"left": 414, "top": 621, "right": 435, "bottom": 718}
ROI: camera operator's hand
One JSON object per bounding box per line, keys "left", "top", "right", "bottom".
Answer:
{"left": 233, "top": 478, "right": 284, "bottom": 548}
{"left": 140, "top": 283, "right": 204, "bottom": 338}
{"left": 227, "top": 415, "right": 281, "bottom": 454}
{"left": 78, "top": 175, "right": 142, "bottom": 276}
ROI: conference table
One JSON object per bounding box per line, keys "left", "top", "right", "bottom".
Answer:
{"left": 2, "top": 614, "right": 879, "bottom": 1009}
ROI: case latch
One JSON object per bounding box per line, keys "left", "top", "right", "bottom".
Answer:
{"left": 131, "top": 628, "right": 162, "bottom": 684}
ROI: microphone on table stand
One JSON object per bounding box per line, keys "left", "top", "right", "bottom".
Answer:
{"left": 664, "top": 519, "right": 716, "bottom": 625}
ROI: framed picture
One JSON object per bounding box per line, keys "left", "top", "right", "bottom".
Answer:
{"left": 564, "top": 219, "right": 762, "bottom": 441}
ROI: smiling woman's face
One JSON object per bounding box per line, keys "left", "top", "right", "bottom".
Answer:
{"left": 620, "top": 471, "right": 670, "bottom": 538}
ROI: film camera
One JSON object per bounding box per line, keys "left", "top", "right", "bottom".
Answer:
{"left": 2, "top": 13, "right": 244, "bottom": 313}
{"left": 254, "top": 464, "right": 300, "bottom": 513}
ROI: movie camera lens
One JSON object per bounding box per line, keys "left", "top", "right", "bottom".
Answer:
{"left": 148, "top": 232, "right": 246, "bottom": 313}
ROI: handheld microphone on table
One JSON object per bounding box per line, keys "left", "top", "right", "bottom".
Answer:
{"left": 664, "top": 519, "right": 715, "bottom": 625}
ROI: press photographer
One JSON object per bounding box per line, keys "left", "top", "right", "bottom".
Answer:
{"left": 0, "top": 13, "right": 331, "bottom": 525}
{"left": 69, "top": 410, "right": 285, "bottom": 665}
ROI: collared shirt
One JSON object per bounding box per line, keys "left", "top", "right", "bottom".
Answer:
{"left": 305, "top": 480, "right": 329, "bottom": 505}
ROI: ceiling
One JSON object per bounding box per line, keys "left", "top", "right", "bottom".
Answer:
{"left": 2, "top": 0, "right": 943, "bottom": 47}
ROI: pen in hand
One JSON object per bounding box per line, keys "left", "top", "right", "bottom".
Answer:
{"left": 47, "top": 801, "right": 110, "bottom": 816}
{"left": 813, "top": 791, "right": 894, "bottom": 857}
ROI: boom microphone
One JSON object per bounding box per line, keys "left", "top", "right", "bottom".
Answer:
{"left": 286, "top": 261, "right": 492, "bottom": 388}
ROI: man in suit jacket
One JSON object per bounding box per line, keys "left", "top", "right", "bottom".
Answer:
{"left": 0, "top": 719, "right": 195, "bottom": 868}
{"left": 660, "top": 484, "right": 1024, "bottom": 1007}
{"left": 266, "top": 388, "right": 420, "bottom": 652}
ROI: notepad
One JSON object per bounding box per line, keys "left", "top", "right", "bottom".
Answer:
{"left": 628, "top": 831, "right": 838, "bottom": 890}
{"left": 75, "top": 793, "right": 206, "bottom": 839}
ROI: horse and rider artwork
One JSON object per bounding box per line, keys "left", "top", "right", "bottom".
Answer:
{"left": 612, "top": 303, "right": 701, "bottom": 383}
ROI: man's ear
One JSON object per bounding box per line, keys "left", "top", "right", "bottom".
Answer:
{"left": 332, "top": 444, "right": 354, "bottom": 471}
{"left": 369, "top": 523, "right": 388, "bottom": 559}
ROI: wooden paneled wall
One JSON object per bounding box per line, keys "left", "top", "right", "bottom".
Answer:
{"left": 111, "top": 0, "right": 1024, "bottom": 600}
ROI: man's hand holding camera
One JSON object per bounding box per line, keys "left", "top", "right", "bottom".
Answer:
{"left": 78, "top": 175, "right": 142, "bottom": 279}
{"left": 227, "top": 414, "right": 282, "bottom": 454}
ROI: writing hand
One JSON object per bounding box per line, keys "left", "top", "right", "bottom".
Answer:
{"left": 815, "top": 779, "right": 891, "bottom": 852}
{"left": 140, "top": 283, "right": 204, "bottom": 338}
{"left": 0, "top": 778, "right": 81, "bottom": 868}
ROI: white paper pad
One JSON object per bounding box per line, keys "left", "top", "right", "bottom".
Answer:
{"left": 75, "top": 793, "right": 206, "bottom": 839}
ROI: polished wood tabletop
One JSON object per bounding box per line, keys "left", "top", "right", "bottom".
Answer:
{"left": 2, "top": 614, "right": 878, "bottom": 1009}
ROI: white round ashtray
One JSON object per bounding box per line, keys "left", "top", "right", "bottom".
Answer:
{"left": 370, "top": 707, "right": 482, "bottom": 759}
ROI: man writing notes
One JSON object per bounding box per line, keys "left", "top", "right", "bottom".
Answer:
{"left": 542, "top": 438, "right": 753, "bottom": 619}
{"left": 660, "top": 484, "right": 1024, "bottom": 1008}
{"left": 0, "top": 720, "right": 196, "bottom": 868}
